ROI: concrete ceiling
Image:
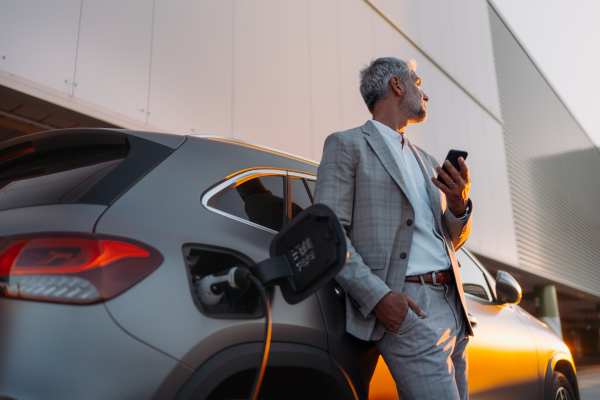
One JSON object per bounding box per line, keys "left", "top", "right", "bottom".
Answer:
{"left": 0, "top": 85, "right": 119, "bottom": 143}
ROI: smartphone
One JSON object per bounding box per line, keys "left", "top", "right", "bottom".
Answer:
{"left": 436, "top": 149, "right": 468, "bottom": 186}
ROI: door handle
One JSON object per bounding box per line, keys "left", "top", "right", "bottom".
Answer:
{"left": 468, "top": 314, "right": 478, "bottom": 328}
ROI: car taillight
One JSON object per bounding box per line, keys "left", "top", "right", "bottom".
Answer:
{"left": 0, "top": 233, "right": 163, "bottom": 304}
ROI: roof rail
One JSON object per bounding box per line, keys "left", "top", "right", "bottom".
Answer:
{"left": 191, "top": 134, "right": 319, "bottom": 166}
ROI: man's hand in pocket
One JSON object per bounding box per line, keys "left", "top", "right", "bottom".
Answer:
{"left": 374, "top": 292, "right": 427, "bottom": 332}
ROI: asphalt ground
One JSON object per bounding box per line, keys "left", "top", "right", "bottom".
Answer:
{"left": 577, "top": 365, "right": 600, "bottom": 399}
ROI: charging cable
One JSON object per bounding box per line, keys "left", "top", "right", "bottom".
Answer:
{"left": 247, "top": 274, "right": 271, "bottom": 400}
{"left": 195, "top": 267, "right": 272, "bottom": 400}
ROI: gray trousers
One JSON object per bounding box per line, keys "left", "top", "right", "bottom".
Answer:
{"left": 375, "top": 281, "right": 469, "bottom": 400}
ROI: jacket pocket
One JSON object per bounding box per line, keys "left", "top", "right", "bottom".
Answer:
{"left": 358, "top": 251, "right": 387, "bottom": 270}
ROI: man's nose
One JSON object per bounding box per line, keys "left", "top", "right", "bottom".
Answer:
{"left": 422, "top": 91, "right": 429, "bottom": 102}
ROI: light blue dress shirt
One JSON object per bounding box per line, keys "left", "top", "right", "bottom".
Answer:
{"left": 371, "top": 120, "right": 452, "bottom": 276}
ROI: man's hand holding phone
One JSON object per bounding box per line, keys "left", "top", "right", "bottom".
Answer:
{"left": 431, "top": 150, "right": 471, "bottom": 217}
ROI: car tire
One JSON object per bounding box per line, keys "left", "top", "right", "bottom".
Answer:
{"left": 546, "top": 371, "right": 575, "bottom": 400}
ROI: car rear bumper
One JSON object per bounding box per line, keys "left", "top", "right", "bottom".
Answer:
{"left": 0, "top": 298, "right": 193, "bottom": 400}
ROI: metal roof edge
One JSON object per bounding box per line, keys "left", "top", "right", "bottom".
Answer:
{"left": 487, "top": 0, "right": 600, "bottom": 153}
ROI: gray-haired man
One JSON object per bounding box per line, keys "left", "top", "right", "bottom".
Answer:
{"left": 314, "top": 57, "right": 473, "bottom": 399}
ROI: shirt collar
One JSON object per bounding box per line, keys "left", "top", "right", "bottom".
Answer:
{"left": 370, "top": 120, "right": 406, "bottom": 146}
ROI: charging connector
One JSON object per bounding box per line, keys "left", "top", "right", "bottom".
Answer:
{"left": 195, "top": 266, "right": 251, "bottom": 306}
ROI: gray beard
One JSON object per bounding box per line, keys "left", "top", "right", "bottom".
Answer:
{"left": 401, "top": 92, "right": 427, "bottom": 123}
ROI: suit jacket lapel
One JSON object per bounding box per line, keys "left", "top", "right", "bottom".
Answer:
{"left": 406, "top": 139, "right": 445, "bottom": 234}
{"left": 361, "top": 121, "right": 410, "bottom": 201}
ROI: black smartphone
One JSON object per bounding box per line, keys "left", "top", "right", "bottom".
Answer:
{"left": 436, "top": 149, "right": 468, "bottom": 186}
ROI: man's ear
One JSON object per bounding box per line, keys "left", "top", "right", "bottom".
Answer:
{"left": 390, "top": 76, "right": 404, "bottom": 98}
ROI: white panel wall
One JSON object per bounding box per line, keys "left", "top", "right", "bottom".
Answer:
{"left": 336, "top": 0, "right": 374, "bottom": 130}
{"left": 147, "top": 0, "right": 234, "bottom": 136}
{"left": 308, "top": 0, "right": 343, "bottom": 159}
{"left": 0, "top": 0, "right": 81, "bottom": 95}
{"left": 373, "top": 0, "right": 502, "bottom": 119}
{"left": 73, "top": 0, "right": 153, "bottom": 122}
{"left": 413, "top": 1, "right": 443, "bottom": 71}
{"left": 232, "top": 0, "right": 312, "bottom": 157}
{"left": 371, "top": 7, "right": 395, "bottom": 59}
{"left": 471, "top": 0, "right": 502, "bottom": 117}
{"left": 1, "top": 0, "right": 519, "bottom": 264}
{"left": 381, "top": 0, "right": 419, "bottom": 43}
{"left": 483, "top": 112, "right": 517, "bottom": 262}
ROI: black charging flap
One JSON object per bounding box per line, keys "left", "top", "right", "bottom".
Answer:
{"left": 264, "top": 203, "right": 348, "bottom": 304}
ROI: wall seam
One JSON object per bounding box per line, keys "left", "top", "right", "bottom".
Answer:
{"left": 145, "top": 0, "right": 156, "bottom": 125}
{"left": 306, "top": 0, "right": 314, "bottom": 159}
{"left": 334, "top": 0, "right": 343, "bottom": 130}
{"left": 370, "top": 7, "right": 376, "bottom": 58}
{"left": 71, "top": 0, "right": 84, "bottom": 97}
{"left": 230, "top": 0, "right": 236, "bottom": 138}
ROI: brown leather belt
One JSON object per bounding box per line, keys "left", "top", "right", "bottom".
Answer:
{"left": 405, "top": 271, "right": 453, "bottom": 285}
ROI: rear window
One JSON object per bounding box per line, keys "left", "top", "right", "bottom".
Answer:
{"left": 0, "top": 145, "right": 128, "bottom": 212}
{"left": 213, "top": 175, "right": 285, "bottom": 232}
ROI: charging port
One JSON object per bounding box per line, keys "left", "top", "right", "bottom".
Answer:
{"left": 182, "top": 244, "right": 263, "bottom": 319}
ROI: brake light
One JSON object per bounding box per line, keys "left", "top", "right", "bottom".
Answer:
{"left": 0, "top": 233, "right": 163, "bottom": 304}
{"left": 0, "top": 144, "right": 35, "bottom": 164}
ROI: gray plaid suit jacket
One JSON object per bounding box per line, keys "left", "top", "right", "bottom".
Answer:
{"left": 314, "top": 120, "right": 473, "bottom": 341}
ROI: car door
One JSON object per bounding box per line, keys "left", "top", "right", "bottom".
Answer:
{"left": 458, "top": 250, "right": 539, "bottom": 400}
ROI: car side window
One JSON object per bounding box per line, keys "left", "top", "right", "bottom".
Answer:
{"left": 456, "top": 250, "right": 493, "bottom": 301}
{"left": 212, "top": 175, "right": 285, "bottom": 232}
{"left": 290, "top": 177, "right": 313, "bottom": 219}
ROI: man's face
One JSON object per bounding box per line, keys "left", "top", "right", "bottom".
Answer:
{"left": 400, "top": 70, "right": 429, "bottom": 123}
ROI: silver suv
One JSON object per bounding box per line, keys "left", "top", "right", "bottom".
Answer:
{"left": 0, "top": 129, "right": 578, "bottom": 400}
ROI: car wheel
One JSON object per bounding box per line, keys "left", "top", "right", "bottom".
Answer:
{"left": 547, "top": 371, "right": 575, "bottom": 400}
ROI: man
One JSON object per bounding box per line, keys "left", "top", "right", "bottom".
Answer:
{"left": 314, "top": 57, "right": 473, "bottom": 400}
